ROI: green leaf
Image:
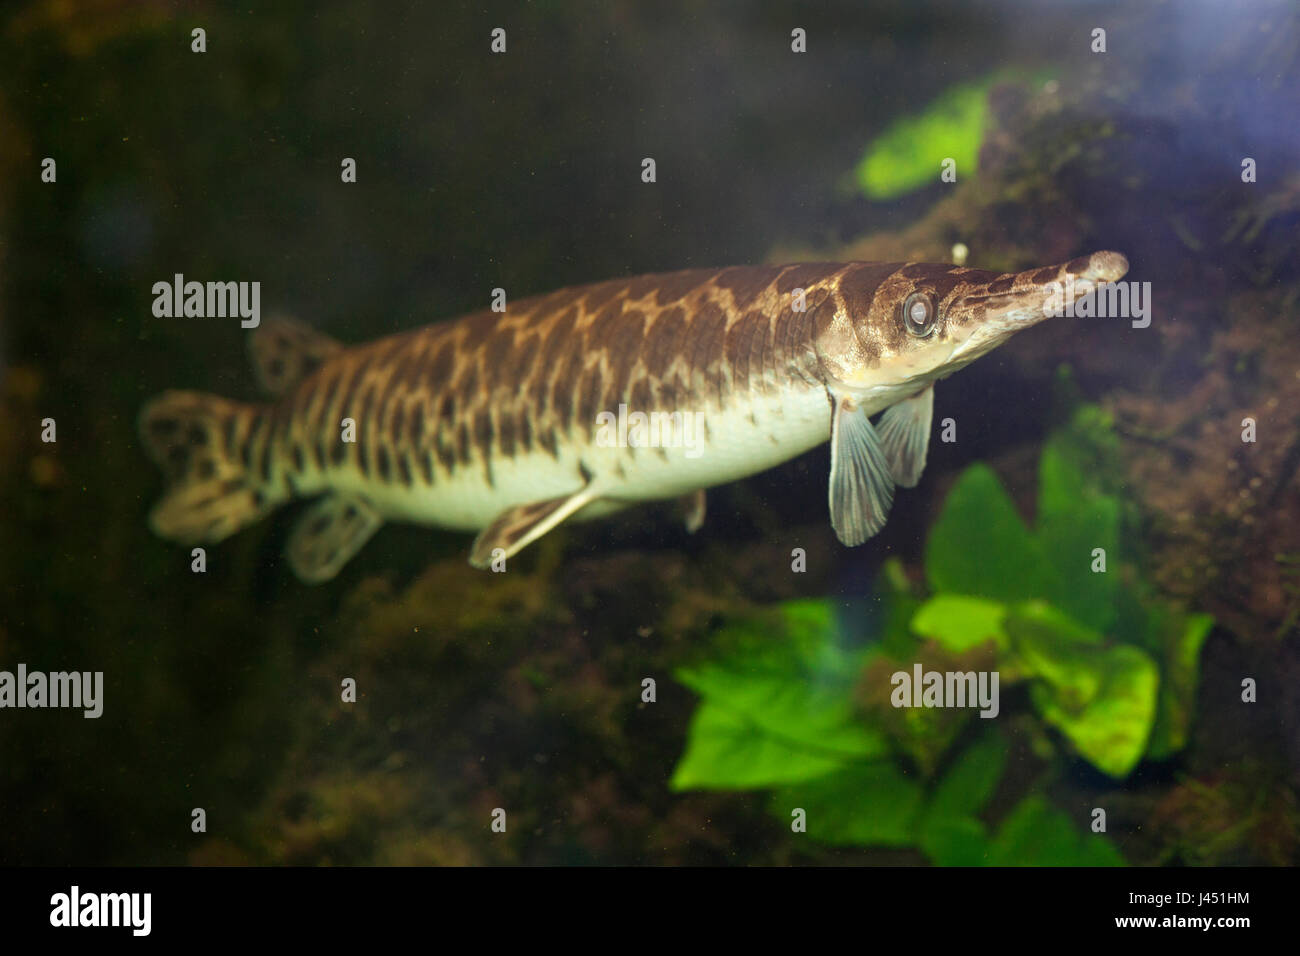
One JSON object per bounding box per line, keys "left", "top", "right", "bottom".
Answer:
{"left": 989, "top": 796, "right": 1125, "bottom": 866}
{"left": 875, "top": 558, "right": 925, "bottom": 658}
{"left": 1036, "top": 411, "right": 1122, "bottom": 633}
{"left": 771, "top": 761, "right": 925, "bottom": 847}
{"left": 911, "top": 595, "right": 1009, "bottom": 652}
{"left": 1007, "top": 602, "right": 1159, "bottom": 778}
{"left": 916, "top": 731, "right": 1006, "bottom": 866}
{"left": 925, "top": 464, "right": 1050, "bottom": 602}
{"left": 671, "top": 599, "right": 886, "bottom": 791}
{"left": 854, "top": 80, "right": 991, "bottom": 199}
{"left": 676, "top": 663, "right": 886, "bottom": 762}
{"left": 927, "top": 731, "right": 1008, "bottom": 821}
{"left": 670, "top": 702, "right": 863, "bottom": 790}
{"left": 919, "top": 815, "right": 990, "bottom": 866}
{"left": 1145, "top": 612, "right": 1214, "bottom": 759}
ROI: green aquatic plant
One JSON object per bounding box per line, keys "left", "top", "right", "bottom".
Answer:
{"left": 854, "top": 78, "right": 992, "bottom": 200}
{"left": 670, "top": 404, "right": 1212, "bottom": 864}
{"left": 852, "top": 69, "right": 1054, "bottom": 200}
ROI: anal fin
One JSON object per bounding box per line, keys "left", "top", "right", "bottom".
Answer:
{"left": 876, "top": 385, "right": 934, "bottom": 488}
{"left": 470, "top": 485, "right": 601, "bottom": 568}
{"left": 286, "top": 494, "right": 382, "bottom": 584}
{"left": 828, "top": 392, "right": 895, "bottom": 546}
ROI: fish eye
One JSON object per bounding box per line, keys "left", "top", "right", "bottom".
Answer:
{"left": 902, "top": 292, "right": 938, "bottom": 337}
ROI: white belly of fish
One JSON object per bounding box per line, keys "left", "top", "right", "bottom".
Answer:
{"left": 337, "top": 382, "right": 835, "bottom": 531}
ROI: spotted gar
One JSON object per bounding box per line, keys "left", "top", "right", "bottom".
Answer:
{"left": 139, "top": 251, "right": 1129, "bottom": 582}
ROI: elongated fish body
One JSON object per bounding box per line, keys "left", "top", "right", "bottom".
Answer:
{"left": 140, "top": 252, "right": 1129, "bottom": 581}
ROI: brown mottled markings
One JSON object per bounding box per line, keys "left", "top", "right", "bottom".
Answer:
{"left": 926, "top": 269, "right": 975, "bottom": 304}
{"left": 501, "top": 331, "right": 539, "bottom": 388}
{"left": 687, "top": 300, "right": 729, "bottom": 404}
{"left": 725, "top": 309, "right": 766, "bottom": 390}
{"left": 654, "top": 269, "right": 717, "bottom": 306}
{"left": 576, "top": 365, "right": 606, "bottom": 436}
{"left": 550, "top": 343, "right": 583, "bottom": 432}
{"left": 241, "top": 411, "right": 264, "bottom": 470}
{"left": 624, "top": 273, "right": 670, "bottom": 302}
{"left": 484, "top": 324, "right": 518, "bottom": 379}
{"left": 223, "top": 415, "right": 240, "bottom": 458}
{"left": 435, "top": 427, "right": 455, "bottom": 472}
{"left": 1030, "top": 266, "right": 1059, "bottom": 285}
{"left": 986, "top": 276, "right": 1016, "bottom": 294}
{"left": 332, "top": 352, "right": 370, "bottom": 433}
{"left": 538, "top": 427, "right": 558, "bottom": 458}
{"left": 774, "top": 299, "right": 818, "bottom": 385}
{"left": 837, "top": 262, "right": 901, "bottom": 315}
{"left": 356, "top": 386, "right": 377, "bottom": 476}
{"left": 408, "top": 402, "right": 424, "bottom": 446}
{"left": 714, "top": 266, "right": 779, "bottom": 311}
{"left": 580, "top": 278, "right": 624, "bottom": 314}
{"left": 631, "top": 376, "right": 654, "bottom": 413}
{"left": 513, "top": 286, "right": 570, "bottom": 320}
{"left": 775, "top": 262, "right": 836, "bottom": 295}
{"left": 597, "top": 309, "right": 647, "bottom": 406}
{"left": 532, "top": 307, "right": 576, "bottom": 415}
{"left": 457, "top": 362, "right": 479, "bottom": 401}
{"left": 643, "top": 305, "right": 687, "bottom": 380}
{"left": 498, "top": 409, "right": 517, "bottom": 458}
{"left": 390, "top": 402, "right": 406, "bottom": 446}
{"left": 471, "top": 407, "right": 494, "bottom": 477}
{"left": 459, "top": 312, "right": 498, "bottom": 353}
{"left": 355, "top": 434, "right": 371, "bottom": 478}
{"left": 257, "top": 423, "right": 274, "bottom": 483}
{"left": 426, "top": 342, "right": 455, "bottom": 387}
{"left": 1066, "top": 256, "right": 1092, "bottom": 275}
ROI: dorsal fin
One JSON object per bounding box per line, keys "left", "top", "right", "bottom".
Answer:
{"left": 249, "top": 315, "right": 343, "bottom": 396}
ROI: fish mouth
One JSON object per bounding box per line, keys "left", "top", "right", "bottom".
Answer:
{"left": 946, "top": 250, "right": 1130, "bottom": 361}
{"left": 958, "top": 250, "right": 1130, "bottom": 305}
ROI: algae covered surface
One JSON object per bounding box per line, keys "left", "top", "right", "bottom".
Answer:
{"left": 1, "top": 0, "right": 1299, "bottom": 866}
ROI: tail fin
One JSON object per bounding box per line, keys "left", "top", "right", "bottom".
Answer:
{"left": 138, "top": 390, "right": 280, "bottom": 544}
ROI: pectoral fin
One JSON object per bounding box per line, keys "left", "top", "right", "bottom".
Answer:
{"left": 286, "top": 494, "right": 382, "bottom": 584}
{"left": 828, "top": 393, "right": 895, "bottom": 546}
{"left": 470, "top": 485, "right": 602, "bottom": 568}
{"left": 876, "top": 385, "right": 934, "bottom": 488}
